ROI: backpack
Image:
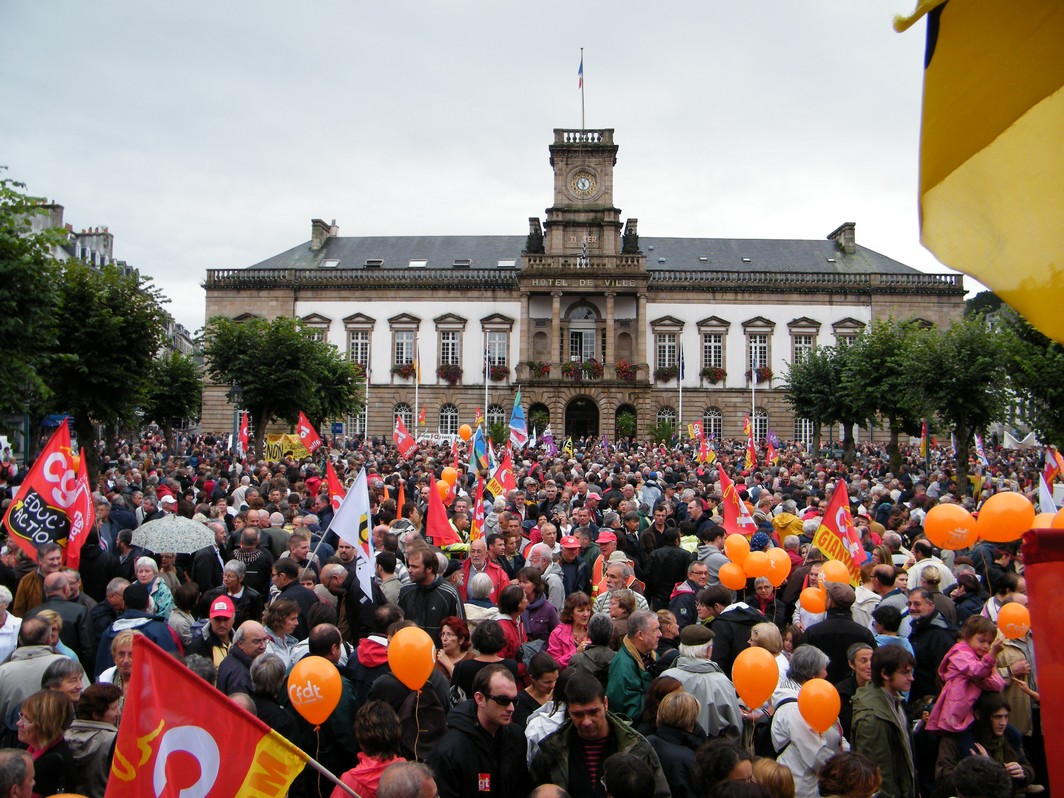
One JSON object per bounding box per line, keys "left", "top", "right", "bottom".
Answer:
{"left": 751, "top": 697, "right": 797, "bottom": 759}
{"left": 517, "top": 638, "right": 546, "bottom": 664}
{"left": 397, "top": 686, "right": 449, "bottom": 763}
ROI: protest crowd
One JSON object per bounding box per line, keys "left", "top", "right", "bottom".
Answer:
{"left": 0, "top": 426, "right": 1055, "bottom": 798}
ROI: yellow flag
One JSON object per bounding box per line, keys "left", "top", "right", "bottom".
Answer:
{"left": 896, "top": 2, "right": 1064, "bottom": 343}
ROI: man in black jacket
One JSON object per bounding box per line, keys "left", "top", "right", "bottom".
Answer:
{"left": 645, "top": 528, "right": 693, "bottom": 611}
{"left": 430, "top": 664, "right": 531, "bottom": 798}
{"left": 801, "top": 582, "right": 878, "bottom": 684}
{"left": 319, "top": 562, "right": 386, "bottom": 645}
{"left": 397, "top": 548, "right": 464, "bottom": 646}
{"left": 271, "top": 559, "right": 318, "bottom": 641}
{"left": 699, "top": 584, "right": 767, "bottom": 679}
{"left": 907, "top": 587, "right": 957, "bottom": 703}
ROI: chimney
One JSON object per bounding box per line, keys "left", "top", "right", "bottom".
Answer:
{"left": 310, "top": 218, "right": 332, "bottom": 251}
{"left": 827, "top": 222, "right": 856, "bottom": 254}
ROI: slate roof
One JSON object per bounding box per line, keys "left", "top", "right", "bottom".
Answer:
{"left": 246, "top": 234, "right": 920, "bottom": 275}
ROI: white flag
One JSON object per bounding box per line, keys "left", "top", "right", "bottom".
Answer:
{"left": 1039, "top": 474, "right": 1058, "bottom": 514}
{"left": 330, "top": 468, "right": 375, "bottom": 599}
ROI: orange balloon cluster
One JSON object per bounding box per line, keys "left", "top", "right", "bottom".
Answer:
{"left": 797, "top": 678, "right": 841, "bottom": 733}
{"left": 744, "top": 551, "right": 770, "bottom": 579}
{"left": 288, "top": 656, "right": 341, "bottom": 727}
{"left": 388, "top": 627, "right": 437, "bottom": 690}
{"left": 732, "top": 647, "right": 779, "bottom": 709}
{"left": 997, "top": 603, "right": 1031, "bottom": 640}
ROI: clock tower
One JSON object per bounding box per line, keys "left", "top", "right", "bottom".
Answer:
{"left": 541, "top": 129, "right": 630, "bottom": 258}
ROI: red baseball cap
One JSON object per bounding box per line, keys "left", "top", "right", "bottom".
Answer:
{"left": 561, "top": 535, "right": 580, "bottom": 549}
{"left": 210, "top": 596, "right": 236, "bottom": 619}
{"left": 597, "top": 531, "right": 617, "bottom": 544}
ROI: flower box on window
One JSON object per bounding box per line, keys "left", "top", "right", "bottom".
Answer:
{"left": 436, "top": 364, "right": 463, "bottom": 385}
{"left": 391, "top": 363, "right": 416, "bottom": 379}
{"left": 489, "top": 365, "right": 509, "bottom": 382}
{"left": 745, "top": 366, "right": 773, "bottom": 382}
{"left": 526, "top": 360, "right": 551, "bottom": 378}
{"left": 700, "top": 366, "right": 726, "bottom": 384}
{"left": 561, "top": 361, "right": 581, "bottom": 380}
{"left": 615, "top": 359, "right": 637, "bottom": 381}
{"left": 654, "top": 365, "right": 679, "bottom": 382}
{"left": 581, "top": 359, "right": 603, "bottom": 379}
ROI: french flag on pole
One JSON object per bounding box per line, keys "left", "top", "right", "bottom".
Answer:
{"left": 578, "top": 55, "right": 583, "bottom": 88}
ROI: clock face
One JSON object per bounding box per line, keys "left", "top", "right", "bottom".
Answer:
{"left": 570, "top": 170, "right": 597, "bottom": 197}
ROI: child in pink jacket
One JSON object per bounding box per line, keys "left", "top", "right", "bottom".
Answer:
{"left": 926, "top": 614, "right": 1005, "bottom": 733}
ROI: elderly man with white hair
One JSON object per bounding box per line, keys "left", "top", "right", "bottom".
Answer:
{"left": 0, "top": 585, "right": 21, "bottom": 663}
{"left": 526, "top": 543, "right": 564, "bottom": 612}
{"left": 660, "top": 623, "right": 742, "bottom": 740}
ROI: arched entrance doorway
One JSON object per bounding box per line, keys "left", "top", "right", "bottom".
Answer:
{"left": 565, "top": 396, "right": 599, "bottom": 439}
{"left": 615, "top": 404, "right": 637, "bottom": 441}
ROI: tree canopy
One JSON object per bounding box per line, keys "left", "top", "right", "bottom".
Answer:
{"left": 142, "top": 352, "right": 203, "bottom": 452}
{"left": 0, "top": 175, "right": 62, "bottom": 426}
{"left": 199, "top": 315, "right": 364, "bottom": 457}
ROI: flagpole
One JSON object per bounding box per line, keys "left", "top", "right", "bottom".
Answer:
{"left": 364, "top": 350, "right": 370, "bottom": 440}
{"left": 484, "top": 345, "right": 489, "bottom": 427}
{"left": 750, "top": 351, "right": 756, "bottom": 434}
{"left": 580, "top": 47, "right": 585, "bottom": 130}
{"left": 678, "top": 346, "right": 683, "bottom": 437}
{"left": 415, "top": 337, "right": 420, "bottom": 442}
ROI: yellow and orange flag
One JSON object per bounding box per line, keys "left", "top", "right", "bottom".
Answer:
{"left": 896, "top": 2, "right": 1064, "bottom": 343}
{"left": 106, "top": 636, "right": 307, "bottom": 798}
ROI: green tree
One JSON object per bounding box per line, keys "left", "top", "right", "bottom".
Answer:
{"left": 615, "top": 409, "right": 636, "bottom": 439}
{"left": 0, "top": 174, "right": 62, "bottom": 428}
{"left": 910, "top": 316, "right": 1009, "bottom": 486}
{"left": 841, "top": 319, "right": 927, "bottom": 472}
{"left": 649, "top": 420, "right": 675, "bottom": 445}
{"left": 488, "top": 421, "right": 509, "bottom": 447}
{"left": 997, "top": 308, "right": 1064, "bottom": 444}
{"left": 142, "top": 352, "right": 203, "bottom": 452}
{"left": 45, "top": 262, "right": 169, "bottom": 483}
{"left": 782, "top": 346, "right": 838, "bottom": 455}
{"left": 200, "top": 315, "right": 364, "bottom": 457}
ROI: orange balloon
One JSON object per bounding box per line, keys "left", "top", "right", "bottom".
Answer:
{"left": 441, "top": 466, "right": 459, "bottom": 485}
{"left": 436, "top": 479, "right": 452, "bottom": 501}
{"left": 718, "top": 562, "right": 748, "bottom": 591}
{"left": 724, "top": 534, "right": 750, "bottom": 565}
{"left": 388, "top": 627, "right": 437, "bottom": 690}
{"left": 797, "top": 678, "right": 841, "bottom": 733}
{"left": 288, "top": 655, "right": 341, "bottom": 726}
{"left": 766, "top": 548, "right": 791, "bottom": 587}
{"left": 459, "top": 424, "right": 473, "bottom": 441}
{"left": 743, "top": 550, "right": 770, "bottom": 579}
{"left": 821, "top": 560, "right": 850, "bottom": 584}
{"left": 997, "top": 603, "right": 1031, "bottom": 639}
{"left": 1032, "top": 512, "right": 1055, "bottom": 529}
{"left": 732, "top": 647, "right": 779, "bottom": 709}
{"left": 924, "top": 503, "right": 979, "bottom": 550}
{"left": 1053, "top": 508, "right": 1064, "bottom": 528}
{"left": 977, "top": 492, "right": 1036, "bottom": 543}
{"left": 800, "top": 587, "right": 826, "bottom": 614}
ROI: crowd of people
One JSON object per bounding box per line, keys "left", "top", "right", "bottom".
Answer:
{"left": 0, "top": 428, "right": 1052, "bottom": 798}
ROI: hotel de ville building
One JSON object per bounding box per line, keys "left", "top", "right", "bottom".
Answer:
{"left": 201, "top": 127, "right": 964, "bottom": 444}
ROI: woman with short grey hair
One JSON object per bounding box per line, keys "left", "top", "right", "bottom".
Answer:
{"left": 249, "top": 654, "right": 297, "bottom": 739}
{"left": 772, "top": 645, "right": 847, "bottom": 798}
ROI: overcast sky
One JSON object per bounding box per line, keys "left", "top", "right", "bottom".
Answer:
{"left": 1, "top": 1, "right": 964, "bottom": 335}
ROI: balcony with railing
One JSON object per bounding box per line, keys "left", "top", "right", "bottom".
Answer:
{"left": 516, "top": 359, "right": 648, "bottom": 384}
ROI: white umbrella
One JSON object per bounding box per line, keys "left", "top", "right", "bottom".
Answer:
{"left": 132, "top": 514, "right": 214, "bottom": 554}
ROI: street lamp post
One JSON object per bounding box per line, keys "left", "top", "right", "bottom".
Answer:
{"left": 226, "top": 384, "right": 243, "bottom": 471}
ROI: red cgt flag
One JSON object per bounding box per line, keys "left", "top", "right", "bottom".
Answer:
{"left": 393, "top": 415, "right": 417, "bottom": 459}
{"left": 297, "top": 411, "right": 323, "bottom": 454}
{"left": 106, "top": 635, "right": 307, "bottom": 798}
{"left": 65, "top": 449, "right": 95, "bottom": 571}
{"left": 811, "top": 479, "right": 868, "bottom": 585}
{"left": 239, "top": 411, "right": 250, "bottom": 456}
{"left": 2, "top": 421, "right": 90, "bottom": 563}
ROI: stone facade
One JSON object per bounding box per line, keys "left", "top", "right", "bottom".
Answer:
{"left": 201, "top": 128, "right": 964, "bottom": 443}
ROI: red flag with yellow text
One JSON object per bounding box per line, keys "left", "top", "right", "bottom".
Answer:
{"left": 393, "top": 415, "right": 417, "bottom": 459}
{"left": 811, "top": 480, "right": 867, "bottom": 586}
{"left": 2, "top": 422, "right": 87, "bottom": 563}
{"left": 470, "top": 477, "right": 486, "bottom": 541}
{"left": 106, "top": 636, "right": 307, "bottom": 798}
{"left": 487, "top": 449, "right": 516, "bottom": 499}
